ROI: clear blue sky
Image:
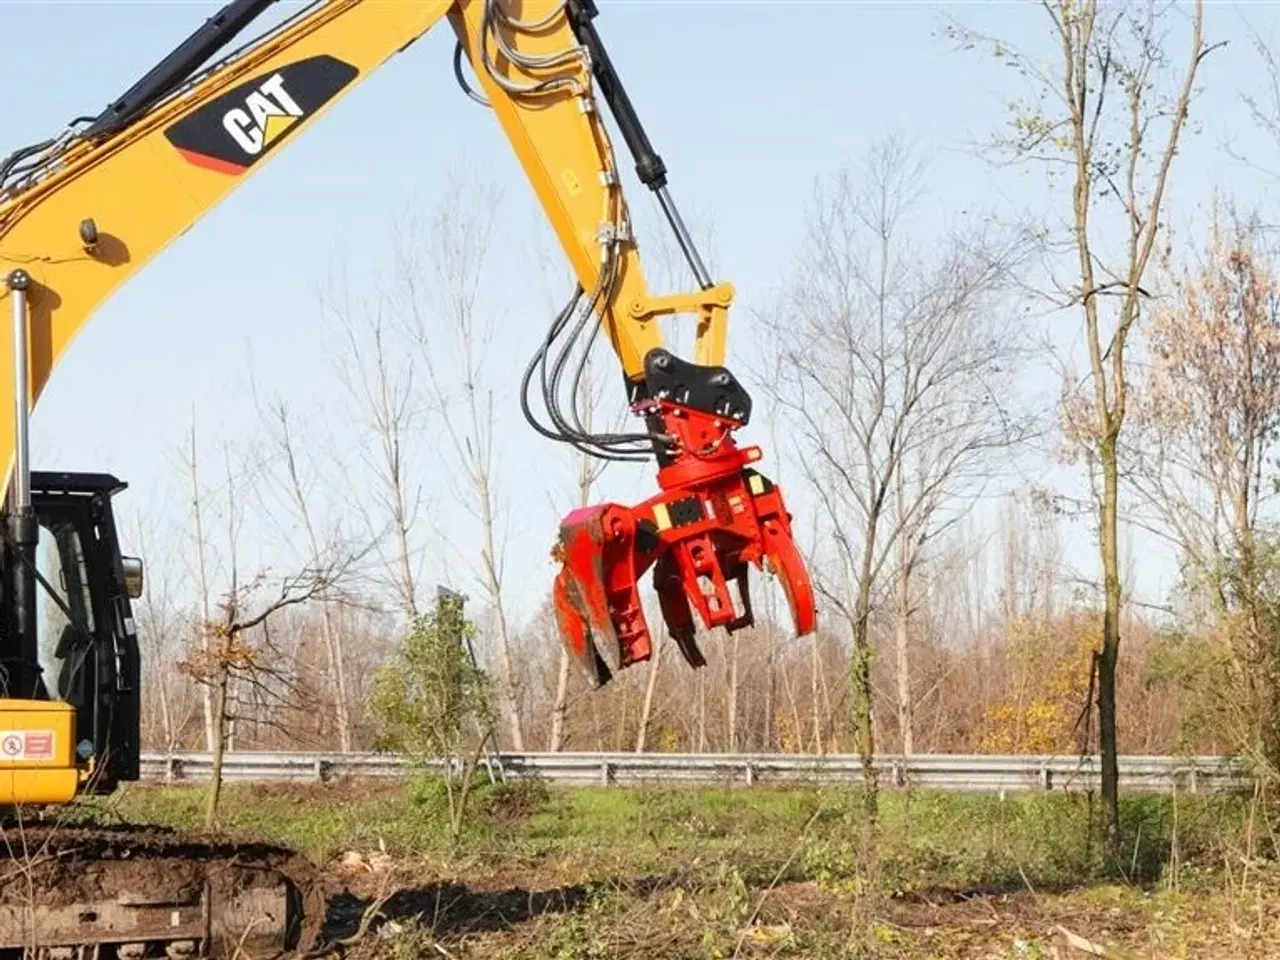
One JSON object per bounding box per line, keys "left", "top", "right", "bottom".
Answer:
{"left": 5, "top": 0, "right": 1279, "bottom": 625}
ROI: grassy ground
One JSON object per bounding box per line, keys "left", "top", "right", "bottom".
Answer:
{"left": 73, "top": 775, "right": 1280, "bottom": 957}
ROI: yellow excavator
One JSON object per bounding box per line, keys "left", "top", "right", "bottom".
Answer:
{"left": 0, "top": 0, "right": 817, "bottom": 955}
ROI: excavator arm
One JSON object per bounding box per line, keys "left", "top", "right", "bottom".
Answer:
{"left": 0, "top": 0, "right": 816, "bottom": 694}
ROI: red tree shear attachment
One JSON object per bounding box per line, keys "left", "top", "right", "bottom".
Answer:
{"left": 552, "top": 349, "right": 817, "bottom": 688}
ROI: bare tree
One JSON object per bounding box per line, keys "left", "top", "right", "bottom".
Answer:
{"left": 949, "top": 0, "right": 1215, "bottom": 850}
{"left": 1131, "top": 201, "right": 1280, "bottom": 770}
{"left": 326, "top": 271, "right": 425, "bottom": 622}
{"left": 126, "top": 509, "right": 196, "bottom": 752}
{"left": 392, "top": 176, "right": 528, "bottom": 751}
{"left": 1232, "top": 21, "right": 1280, "bottom": 185}
{"left": 180, "top": 442, "right": 360, "bottom": 826}
{"left": 181, "top": 411, "right": 216, "bottom": 751}
{"left": 548, "top": 629, "right": 573, "bottom": 752}
{"left": 891, "top": 469, "right": 921, "bottom": 755}
{"left": 633, "top": 596, "right": 668, "bottom": 753}
{"left": 255, "top": 395, "right": 361, "bottom": 751}
{"left": 762, "top": 136, "right": 1030, "bottom": 817}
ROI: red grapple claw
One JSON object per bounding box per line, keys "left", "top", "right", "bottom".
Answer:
{"left": 654, "top": 552, "right": 705, "bottom": 668}
{"left": 553, "top": 504, "right": 653, "bottom": 687}
{"left": 757, "top": 496, "right": 817, "bottom": 637}
{"left": 553, "top": 566, "right": 611, "bottom": 688}
{"left": 551, "top": 399, "right": 817, "bottom": 688}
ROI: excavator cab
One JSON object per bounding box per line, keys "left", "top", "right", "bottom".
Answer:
{"left": 0, "top": 471, "right": 142, "bottom": 805}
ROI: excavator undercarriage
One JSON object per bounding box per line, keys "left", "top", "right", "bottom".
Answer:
{"left": 0, "top": 824, "right": 325, "bottom": 960}
{"left": 0, "top": 474, "right": 325, "bottom": 959}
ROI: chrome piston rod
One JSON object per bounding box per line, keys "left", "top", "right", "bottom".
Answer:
{"left": 655, "top": 185, "right": 712, "bottom": 291}
{"left": 6, "top": 269, "right": 37, "bottom": 698}
{"left": 8, "top": 270, "right": 29, "bottom": 513}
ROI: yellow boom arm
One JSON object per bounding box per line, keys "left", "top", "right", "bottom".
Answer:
{"left": 0, "top": 0, "right": 732, "bottom": 491}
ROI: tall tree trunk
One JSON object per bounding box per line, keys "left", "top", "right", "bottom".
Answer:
{"left": 548, "top": 651, "right": 570, "bottom": 751}
{"left": 853, "top": 540, "right": 879, "bottom": 820}
{"left": 810, "top": 635, "right": 823, "bottom": 754}
{"left": 158, "top": 662, "right": 174, "bottom": 751}
{"left": 635, "top": 634, "right": 662, "bottom": 752}
{"left": 477, "top": 464, "right": 524, "bottom": 751}
{"left": 895, "top": 604, "right": 913, "bottom": 755}
{"left": 205, "top": 652, "right": 230, "bottom": 829}
{"left": 357, "top": 313, "right": 421, "bottom": 622}
{"left": 727, "top": 631, "right": 740, "bottom": 752}
{"left": 895, "top": 542, "right": 914, "bottom": 755}
{"left": 894, "top": 469, "right": 915, "bottom": 756}
{"left": 206, "top": 444, "right": 242, "bottom": 826}
{"left": 320, "top": 608, "right": 352, "bottom": 751}
{"left": 392, "top": 510, "right": 418, "bottom": 620}
{"left": 697, "top": 670, "right": 707, "bottom": 752}
{"left": 1098, "top": 434, "right": 1121, "bottom": 847}
{"left": 187, "top": 416, "right": 215, "bottom": 753}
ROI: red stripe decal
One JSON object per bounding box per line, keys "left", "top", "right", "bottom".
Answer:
{"left": 175, "top": 148, "right": 248, "bottom": 177}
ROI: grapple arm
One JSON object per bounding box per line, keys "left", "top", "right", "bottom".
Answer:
{"left": 554, "top": 352, "right": 816, "bottom": 687}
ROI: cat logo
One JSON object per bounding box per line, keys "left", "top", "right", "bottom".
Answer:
{"left": 222, "top": 74, "right": 304, "bottom": 156}
{"left": 165, "top": 55, "right": 358, "bottom": 176}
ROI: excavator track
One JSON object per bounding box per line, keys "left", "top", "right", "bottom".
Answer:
{"left": 0, "top": 823, "right": 326, "bottom": 960}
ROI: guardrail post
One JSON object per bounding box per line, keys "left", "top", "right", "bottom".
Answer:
{"left": 1034, "top": 762, "right": 1054, "bottom": 793}
{"left": 167, "top": 756, "right": 183, "bottom": 782}
{"left": 891, "top": 760, "right": 905, "bottom": 788}
{"left": 601, "top": 761, "right": 613, "bottom": 786}
{"left": 744, "top": 762, "right": 756, "bottom": 787}
{"left": 1189, "top": 766, "right": 1199, "bottom": 795}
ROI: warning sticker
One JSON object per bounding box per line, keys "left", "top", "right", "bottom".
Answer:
{"left": 0, "top": 730, "right": 55, "bottom": 761}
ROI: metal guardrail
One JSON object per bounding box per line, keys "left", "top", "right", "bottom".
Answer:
{"left": 136, "top": 751, "right": 1254, "bottom": 795}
